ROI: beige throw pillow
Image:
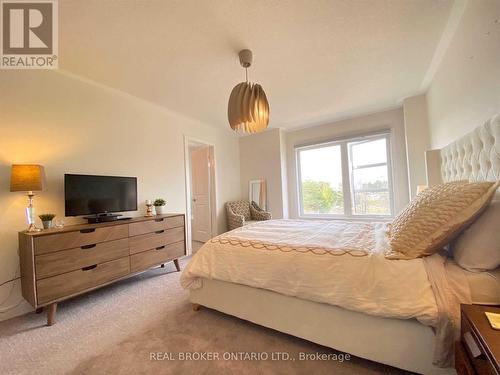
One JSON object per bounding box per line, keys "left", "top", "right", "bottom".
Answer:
{"left": 451, "top": 196, "right": 500, "bottom": 271}
{"left": 385, "top": 181, "right": 499, "bottom": 260}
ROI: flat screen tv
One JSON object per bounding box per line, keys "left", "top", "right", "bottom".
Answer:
{"left": 65, "top": 174, "right": 137, "bottom": 218}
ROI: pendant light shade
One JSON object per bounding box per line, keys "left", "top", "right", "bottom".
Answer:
{"left": 228, "top": 82, "right": 269, "bottom": 133}
{"left": 228, "top": 49, "right": 269, "bottom": 133}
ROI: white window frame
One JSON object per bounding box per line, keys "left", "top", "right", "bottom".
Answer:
{"left": 296, "top": 131, "right": 394, "bottom": 220}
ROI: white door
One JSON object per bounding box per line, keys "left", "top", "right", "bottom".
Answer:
{"left": 191, "top": 146, "right": 211, "bottom": 242}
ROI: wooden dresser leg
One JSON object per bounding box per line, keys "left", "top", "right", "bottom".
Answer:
{"left": 173, "top": 259, "right": 181, "bottom": 272}
{"left": 192, "top": 303, "right": 201, "bottom": 311}
{"left": 47, "top": 303, "right": 57, "bottom": 326}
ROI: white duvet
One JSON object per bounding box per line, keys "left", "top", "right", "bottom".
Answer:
{"left": 181, "top": 219, "right": 470, "bottom": 367}
{"left": 181, "top": 219, "right": 438, "bottom": 325}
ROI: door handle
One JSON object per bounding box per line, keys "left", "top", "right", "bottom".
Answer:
{"left": 82, "top": 264, "right": 97, "bottom": 271}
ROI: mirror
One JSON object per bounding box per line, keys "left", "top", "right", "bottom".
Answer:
{"left": 249, "top": 179, "right": 267, "bottom": 210}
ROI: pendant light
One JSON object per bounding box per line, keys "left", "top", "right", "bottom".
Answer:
{"left": 227, "top": 49, "right": 270, "bottom": 133}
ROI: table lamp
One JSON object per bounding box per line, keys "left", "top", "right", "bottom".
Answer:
{"left": 416, "top": 185, "right": 428, "bottom": 195}
{"left": 10, "top": 164, "right": 46, "bottom": 232}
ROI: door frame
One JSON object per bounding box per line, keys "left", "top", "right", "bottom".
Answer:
{"left": 183, "top": 135, "right": 217, "bottom": 255}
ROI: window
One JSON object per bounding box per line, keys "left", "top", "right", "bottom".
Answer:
{"left": 296, "top": 132, "right": 393, "bottom": 218}
{"left": 298, "top": 144, "right": 344, "bottom": 215}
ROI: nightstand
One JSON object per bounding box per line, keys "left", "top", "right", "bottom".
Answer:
{"left": 456, "top": 304, "right": 500, "bottom": 375}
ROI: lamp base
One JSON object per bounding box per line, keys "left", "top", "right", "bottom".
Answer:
{"left": 25, "top": 192, "right": 41, "bottom": 232}
{"left": 26, "top": 223, "right": 42, "bottom": 233}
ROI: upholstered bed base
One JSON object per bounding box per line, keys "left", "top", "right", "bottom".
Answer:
{"left": 190, "top": 278, "right": 454, "bottom": 375}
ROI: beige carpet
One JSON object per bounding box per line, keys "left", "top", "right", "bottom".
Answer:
{"left": 0, "top": 258, "right": 411, "bottom": 375}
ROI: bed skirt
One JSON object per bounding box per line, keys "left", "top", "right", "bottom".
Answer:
{"left": 190, "top": 278, "right": 456, "bottom": 375}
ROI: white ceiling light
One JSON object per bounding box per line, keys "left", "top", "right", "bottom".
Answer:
{"left": 227, "top": 49, "right": 270, "bottom": 133}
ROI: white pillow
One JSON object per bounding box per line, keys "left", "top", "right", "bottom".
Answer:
{"left": 452, "top": 195, "right": 500, "bottom": 271}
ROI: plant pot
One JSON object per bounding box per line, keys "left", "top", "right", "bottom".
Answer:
{"left": 42, "top": 220, "right": 53, "bottom": 230}
{"left": 155, "top": 206, "right": 164, "bottom": 215}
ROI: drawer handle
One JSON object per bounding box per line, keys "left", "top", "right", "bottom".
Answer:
{"left": 155, "top": 246, "right": 166, "bottom": 250}
{"left": 464, "top": 332, "right": 482, "bottom": 358}
{"left": 82, "top": 264, "right": 97, "bottom": 271}
{"left": 154, "top": 218, "right": 164, "bottom": 222}
{"left": 81, "top": 244, "right": 96, "bottom": 250}
{"left": 80, "top": 228, "right": 96, "bottom": 234}
{"left": 155, "top": 230, "right": 165, "bottom": 234}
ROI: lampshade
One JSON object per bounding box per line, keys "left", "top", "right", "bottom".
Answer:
{"left": 10, "top": 164, "right": 46, "bottom": 192}
{"left": 416, "top": 185, "right": 428, "bottom": 195}
{"left": 227, "top": 49, "right": 270, "bottom": 133}
{"left": 228, "top": 82, "right": 269, "bottom": 133}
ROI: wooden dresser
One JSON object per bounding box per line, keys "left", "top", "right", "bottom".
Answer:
{"left": 456, "top": 304, "right": 500, "bottom": 375}
{"left": 19, "top": 214, "right": 186, "bottom": 326}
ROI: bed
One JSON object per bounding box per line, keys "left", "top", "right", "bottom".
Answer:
{"left": 181, "top": 114, "right": 500, "bottom": 375}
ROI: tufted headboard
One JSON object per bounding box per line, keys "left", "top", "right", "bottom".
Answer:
{"left": 425, "top": 113, "right": 500, "bottom": 185}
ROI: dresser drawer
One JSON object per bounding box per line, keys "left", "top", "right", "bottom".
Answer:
{"left": 461, "top": 313, "right": 497, "bottom": 375}
{"left": 129, "top": 216, "right": 184, "bottom": 236}
{"left": 36, "top": 257, "right": 130, "bottom": 305}
{"left": 34, "top": 225, "right": 128, "bottom": 255}
{"left": 130, "top": 241, "right": 185, "bottom": 273}
{"left": 35, "top": 238, "right": 129, "bottom": 279}
{"left": 129, "top": 227, "right": 184, "bottom": 254}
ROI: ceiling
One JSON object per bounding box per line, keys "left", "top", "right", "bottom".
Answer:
{"left": 59, "top": 0, "right": 454, "bottom": 130}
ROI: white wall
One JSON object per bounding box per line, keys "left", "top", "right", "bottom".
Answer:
{"left": 403, "top": 95, "right": 431, "bottom": 199}
{"left": 0, "top": 70, "right": 241, "bottom": 321}
{"left": 426, "top": 0, "right": 500, "bottom": 148}
{"left": 239, "top": 128, "right": 287, "bottom": 219}
{"left": 285, "top": 108, "right": 409, "bottom": 218}
{"left": 279, "top": 129, "right": 289, "bottom": 218}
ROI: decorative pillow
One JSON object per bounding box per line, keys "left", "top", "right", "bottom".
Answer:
{"left": 385, "top": 181, "right": 499, "bottom": 260}
{"left": 451, "top": 195, "right": 500, "bottom": 271}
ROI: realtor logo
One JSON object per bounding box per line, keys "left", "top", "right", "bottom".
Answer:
{"left": 1, "top": 0, "right": 58, "bottom": 69}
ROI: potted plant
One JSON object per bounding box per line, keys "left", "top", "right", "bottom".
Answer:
{"left": 39, "top": 213, "right": 56, "bottom": 230}
{"left": 154, "top": 198, "right": 166, "bottom": 215}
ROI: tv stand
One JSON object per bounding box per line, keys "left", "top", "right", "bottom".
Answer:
{"left": 84, "top": 213, "right": 122, "bottom": 224}
{"left": 18, "top": 214, "right": 186, "bottom": 326}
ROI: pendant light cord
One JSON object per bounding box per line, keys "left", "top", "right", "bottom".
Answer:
{"left": 245, "top": 67, "right": 248, "bottom": 82}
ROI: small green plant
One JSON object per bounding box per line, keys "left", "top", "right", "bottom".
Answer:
{"left": 39, "top": 213, "right": 56, "bottom": 221}
{"left": 153, "top": 198, "right": 166, "bottom": 207}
